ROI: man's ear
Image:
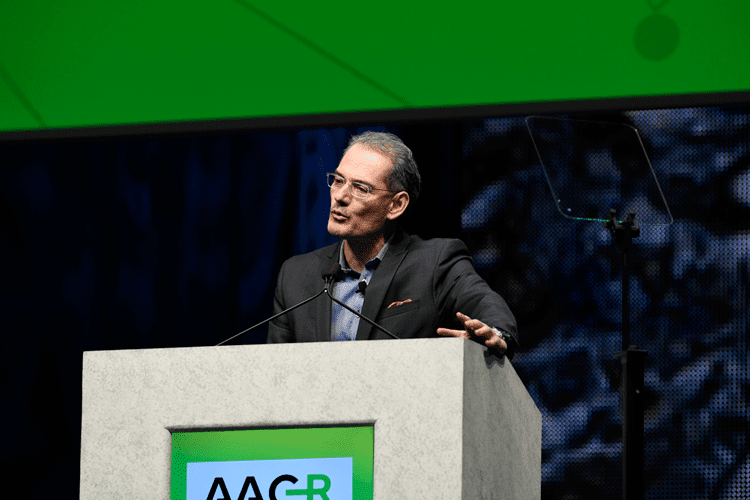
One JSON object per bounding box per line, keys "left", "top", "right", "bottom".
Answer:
{"left": 386, "top": 191, "right": 410, "bottom": 221}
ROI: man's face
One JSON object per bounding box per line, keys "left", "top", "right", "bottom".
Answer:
{"left": 327, "top": 143, "right": 397, "bottom": 241}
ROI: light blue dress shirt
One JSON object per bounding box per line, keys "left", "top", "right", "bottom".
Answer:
{"left": 330, "top": 237, "right": 392, "bottom": 341}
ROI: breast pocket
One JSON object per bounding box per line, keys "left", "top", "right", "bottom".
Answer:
{"left": 380, "top": 299, "right": 421, "bottom": 319}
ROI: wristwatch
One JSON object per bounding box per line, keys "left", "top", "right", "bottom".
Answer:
{"left": 490, "top": 327, "right": 512, "bottom": 341}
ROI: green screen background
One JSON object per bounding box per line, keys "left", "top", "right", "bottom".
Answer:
{"left": 1, "top": 1, "right": 748, "bottom": 133}
{"left": 171, "top": 426, "right": 374, "bottom": 500}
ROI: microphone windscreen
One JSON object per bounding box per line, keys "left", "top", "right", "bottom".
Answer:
{"left": 323, "top": 263, "right": 342, "bottom": 281}
{"left": 358, "top": 281, "right": 367, "bottom": 295}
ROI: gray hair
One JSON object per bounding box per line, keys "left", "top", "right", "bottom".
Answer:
{"left": 343, "top": 131, "right": 422, "bottom": 201}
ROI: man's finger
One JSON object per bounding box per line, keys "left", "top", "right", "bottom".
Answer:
{"left": 456, "top": 311, "right": 477, "bottom": 327}
{"left": 436, "top": 327, "right": 471, "bottom": 339}
{"left": 456, "top": 311, "right": 486, "bottom": 330}
{"left": 456, "top": 311, "right": 492, "bottom": 338}
{"left": 485, "top": 336, "right": 508, "bottom": 351}
{"left": 456, "top": 312, "right": 508, "bottom": 352}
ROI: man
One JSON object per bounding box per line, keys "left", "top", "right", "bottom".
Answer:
{"left": 267, "top": 131, "right": 518, "bottom": 357}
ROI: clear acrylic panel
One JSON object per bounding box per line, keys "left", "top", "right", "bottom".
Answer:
{"left": 526, "top": 116, "right": 673, "bottom": 226}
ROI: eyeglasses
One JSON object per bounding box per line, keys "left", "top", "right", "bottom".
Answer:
{"left": 326, "top": 172, "right": 397, "bottom": 199}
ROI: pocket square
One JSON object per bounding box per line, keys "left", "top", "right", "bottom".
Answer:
{"left": 387, "top": 298, "right": 413, "bottom": 309}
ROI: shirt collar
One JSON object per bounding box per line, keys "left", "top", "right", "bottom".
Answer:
{"left": 338, "top": 233, "right": 394, "bottom": 272}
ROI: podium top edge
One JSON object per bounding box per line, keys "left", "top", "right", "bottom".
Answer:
{"left": 82, "top": 337, "right": 481, "bottom": 357}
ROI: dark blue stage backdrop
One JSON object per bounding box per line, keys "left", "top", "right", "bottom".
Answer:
{"left": 0, "top": 107, "right": 747, "bottom": 499}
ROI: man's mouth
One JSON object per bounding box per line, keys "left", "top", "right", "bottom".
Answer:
{"left": 331, "top": 210, "right": 348, "bottom": 221}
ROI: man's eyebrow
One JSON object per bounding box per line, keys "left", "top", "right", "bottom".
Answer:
{"left": 333, "top": 170, "right": 372, "bottom": 186}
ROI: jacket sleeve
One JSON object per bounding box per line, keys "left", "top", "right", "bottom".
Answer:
{"left": 433, "top": 238, "right": 519, "bottom": 358}
{"left": 267, "top": 259, "right": 294, "bottom": 343}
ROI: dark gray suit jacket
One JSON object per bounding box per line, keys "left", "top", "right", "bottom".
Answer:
{"left": 267, "top": 227, "right": 518, "bottom": 358}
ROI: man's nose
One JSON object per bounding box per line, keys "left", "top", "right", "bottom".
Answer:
{"left": 332, "top": 183, "right": 352, "bottom": 203}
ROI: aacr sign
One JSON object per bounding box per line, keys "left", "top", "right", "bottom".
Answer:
{"left": 187, "top": 457, "right": 353, "bottom": 500}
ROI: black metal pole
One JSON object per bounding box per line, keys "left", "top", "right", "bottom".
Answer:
{"left": 615, "top": 346, "right": 646, "bottom": 500}
{"left": 622, "top": 249, "right": 630, "bottom": 351}
{"left": 606, "top": 209, "right": 646, "bottom": 500}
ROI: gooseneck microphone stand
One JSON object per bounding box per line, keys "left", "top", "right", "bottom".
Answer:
{"left": 605, "top": 209, "right": 647, "bottom": 500}
{"left": 215, "top": 279, "right": 333, "bottom": 346}
{"left": 324, "top": 282, "right": 401, "bottom": 340}
{"left": 216, "top": 264, "right": 400, "bottom": 346}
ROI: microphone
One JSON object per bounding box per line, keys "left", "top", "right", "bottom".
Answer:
{"left": 215, "top": 265, "right": 340, "bottom": 346}
{"left": 324, "top": 263, "right": 342, "bottom": 289}
{"left": 324, "top": 279, "right": 400, "bottom": 340}
{"left": 216, "top": 261, "right": 399, "bottom": 345}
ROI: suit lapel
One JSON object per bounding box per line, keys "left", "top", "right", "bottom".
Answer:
{"left": 357, "top": 228, "right": 411, "bottom": 340}
{"left": 315, "top": 241, "right": 341, "bottom": 342}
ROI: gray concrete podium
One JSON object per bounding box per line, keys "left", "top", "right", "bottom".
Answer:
{"left": 80, "top": 338, "right": 541, "bottom": 499}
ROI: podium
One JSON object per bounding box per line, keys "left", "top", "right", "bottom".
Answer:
{"left": 80, "top": 338, "right": 541, "bottom": 499}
